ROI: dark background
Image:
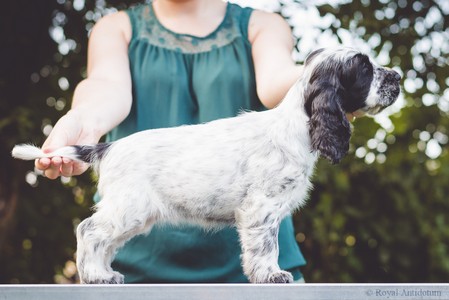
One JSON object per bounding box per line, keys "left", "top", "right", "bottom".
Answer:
{"left": 0, "top": 0, "right": 448, "bottom": 283}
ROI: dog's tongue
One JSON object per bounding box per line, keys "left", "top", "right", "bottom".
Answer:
{"left": 352, "top": 110, "right": 366, "bottom": 118}
{"left": 346, "top": 113, "right": 356, "bottom": 122}
{"left": 346, "top": 110, "right": 366, "bottom": 121}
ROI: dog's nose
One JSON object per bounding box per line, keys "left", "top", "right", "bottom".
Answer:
{"left": 393, "top": 71, "right": 401, "bottom": 82}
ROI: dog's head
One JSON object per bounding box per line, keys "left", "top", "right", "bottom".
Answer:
{"left": 303, "top": 47, "right": 401, "bottom": 164}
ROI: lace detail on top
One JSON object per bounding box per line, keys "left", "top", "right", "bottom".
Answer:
{"left": 129, "top": 3, "right": 248, "bottom": 54}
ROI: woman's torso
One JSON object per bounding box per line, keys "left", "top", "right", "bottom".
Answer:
{"left": 107, "top": 1, "right": 305, "bottom": 283}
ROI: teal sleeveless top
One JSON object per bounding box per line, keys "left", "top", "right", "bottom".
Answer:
{"left": 107, "top": 2, "right": 306, "bottom": 283}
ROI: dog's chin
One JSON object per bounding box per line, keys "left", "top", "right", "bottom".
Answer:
{"left": 352, "top": 105, "right": 389, "bottom": 118}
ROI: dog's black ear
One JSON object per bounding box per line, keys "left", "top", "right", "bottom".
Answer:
{"left": 305, "top": 84, "right": 351, "bottom": 164}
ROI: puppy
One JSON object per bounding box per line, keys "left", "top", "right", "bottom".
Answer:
{"left": 12, "top": 48, "right": 401, "bottom": 284}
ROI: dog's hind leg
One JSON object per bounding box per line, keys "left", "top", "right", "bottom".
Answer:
{"left": 76, "top": 197, "right": 155, "bottom": 284}
{"left": 236, "top": 197, "right": 294, "bottom": 284}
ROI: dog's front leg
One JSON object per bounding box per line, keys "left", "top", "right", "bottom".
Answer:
{"left": 235, "top": 201, "right": 293, "bottom": 284}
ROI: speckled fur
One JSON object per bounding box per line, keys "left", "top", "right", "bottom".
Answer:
{"left": 12, "top": 47, "right": 401, "bottom": 284}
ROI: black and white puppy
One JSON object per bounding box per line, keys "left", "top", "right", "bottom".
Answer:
{"left": 12, "top": 47, "right": 401, "bottom": 284}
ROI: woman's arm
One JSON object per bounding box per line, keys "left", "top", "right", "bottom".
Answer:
{"left": 36, "top": 12, "right": 133, "bottom": 179}
{"left": 248, "top": 10, "right": 302, "bottom": 109}
{"left": 73, "top": 11, "right": 133, "bottom": 135}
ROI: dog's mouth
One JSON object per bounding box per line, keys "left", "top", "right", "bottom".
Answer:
{"left": 350, "top": 105, "right": 386, "bottom": 119}
{"left": 354, "top": 86, "right": 400, "bottom": 117}
{"left": 365, "top": 105, "right": 386, "bottom": 116}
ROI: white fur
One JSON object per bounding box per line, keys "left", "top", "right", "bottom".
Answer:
{"left": 12, "top": 48, "right": 400, "bottom": 284}
{"left": 12, "top": 144, "right": 81, "bottom": 161}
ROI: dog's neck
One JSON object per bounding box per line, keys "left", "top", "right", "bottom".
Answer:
{"left": 277, "top": 77, "right": 306, "bottom": 110}
{"left": 274, "top": 77, "right": 309, "bottom": 122}
{"left": 265, "top": 78, "right": 312, "bottom": 152}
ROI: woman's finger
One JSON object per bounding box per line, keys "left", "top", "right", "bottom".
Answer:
{"left": 35, "top": 157, "right": 51, "bottom": 171}
{"left": 43, "top": 157, "right": 63, "bottom": 179}
{"left": 60, "top": 158, "right": 74, "bottom": 177}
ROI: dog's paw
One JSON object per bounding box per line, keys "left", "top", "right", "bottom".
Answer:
{"left": 267, "top": 271, "right": 294, "bottom": 284}
{"left": 81, "top": 272, "right": 124, "bottom": 284}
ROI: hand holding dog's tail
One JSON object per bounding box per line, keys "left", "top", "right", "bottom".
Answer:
{"left": 11, "top": 143, "right": 111, "bottom": 164}
{"left": 12, "top": 144, "right": 82, "bottom": 161}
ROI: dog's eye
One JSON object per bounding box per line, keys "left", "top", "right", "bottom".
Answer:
{"left": 362, "top": 64, "right": 373, "bottom": 75}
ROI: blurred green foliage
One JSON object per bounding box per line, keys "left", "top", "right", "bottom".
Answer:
{"left": 288, "top": 0, "right": 449, "bottom": 282}
{"left": 0, "top": 0, "right": 448, "bottom": 283}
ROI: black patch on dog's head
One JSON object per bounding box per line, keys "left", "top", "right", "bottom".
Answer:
{"left": 339, "top": 53, "right": 374, "bottom": 112}
{"left": 304, "top": 51, "right": 374, "bottom": 164}
{"left": 304, "top": 48, "right": 325, "bottom": 66}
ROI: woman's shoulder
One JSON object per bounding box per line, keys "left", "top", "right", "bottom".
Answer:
{"left": 92, "top": 11, "right": 132, "bottom": 44}
{"left": 247, "top": 9, "right": 292, "bottom": 44}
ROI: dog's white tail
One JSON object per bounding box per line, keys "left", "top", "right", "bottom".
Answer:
{"left": 11, "top": 143, "right": 112, "bottom": 164}
{"left": 11, "top": 144, "right": 78, "bottom": 161}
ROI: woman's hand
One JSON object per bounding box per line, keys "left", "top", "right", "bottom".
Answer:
{"left": 35, "top": 11, "right": 133, "bottom": 180}
{"left": 35, "top": 111, "right": 95, "bottom": 179}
